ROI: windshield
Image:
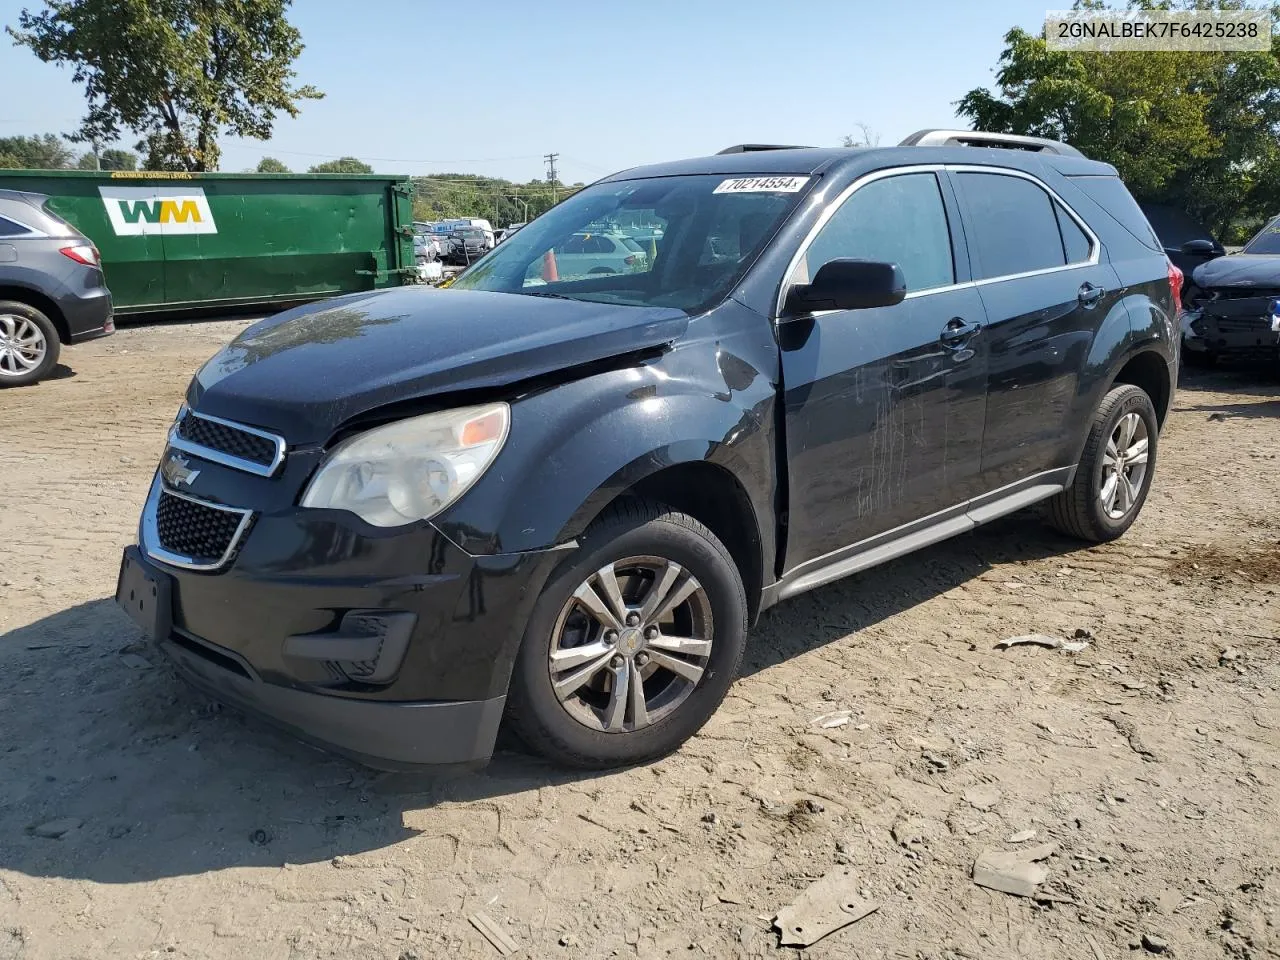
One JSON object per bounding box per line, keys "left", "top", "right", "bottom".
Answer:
{"left": 450, "top": 174, "right": 810, "bottom": 312}
{"left": 1244, "top": 218, "right": 1280, "bottom": 254}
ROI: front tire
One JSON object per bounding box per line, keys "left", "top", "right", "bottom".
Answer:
{"left": 505, "top": 500, "right": 747, "bottom": 769}
{"left": 1047, "top": 384, "right": 1159, "bottom": 542}
{"left": 0, "top": 301, "right": 59, "bottom": 387}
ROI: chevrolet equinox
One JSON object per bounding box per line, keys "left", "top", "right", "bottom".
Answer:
{"left": 117, "top": 132, "right": 1180, "bottom": 770}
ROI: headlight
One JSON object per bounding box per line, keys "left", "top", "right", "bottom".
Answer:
{"left": 300, "top": 403, "right": 509, "bottom": 527}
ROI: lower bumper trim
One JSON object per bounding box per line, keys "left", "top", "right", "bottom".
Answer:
{"left": 160, "top": 636, "right": 505, "bottom": 770}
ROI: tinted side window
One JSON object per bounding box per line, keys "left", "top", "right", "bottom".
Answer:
{"left": 0, "top": 216, "right": 30, "bottom": 237}
{"left": 798, "top": 172, "right": 954, "bottom": 292}
{"left": 1068, "top": 175, "right": 1162, "bottom": 251}
{"left": 958, "top": 173, "right": 1066, "bottom": 279}
{"left": 1055, "top": 204, "right": 1092, "bottom": 264}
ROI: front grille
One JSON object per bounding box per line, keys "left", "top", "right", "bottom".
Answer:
{"left": 176, "top": 412, "right": 278, "bottom": 468}
{"left": 1216, "top": 316, "right": 1273, "bottom": 335}
{"left": 1206, "top": 287, "right": 1280, "bottom": 302}
{"left": 155, "top": 490, "right": 250, "bottom": 566}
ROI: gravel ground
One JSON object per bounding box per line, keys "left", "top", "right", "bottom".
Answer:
{"left": 0, "top": 316, "right": 1277, "bottom": 960}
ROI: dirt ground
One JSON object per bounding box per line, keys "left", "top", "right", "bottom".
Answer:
{"left": 1, "top": 317, "right": 1277, "bottom": 960}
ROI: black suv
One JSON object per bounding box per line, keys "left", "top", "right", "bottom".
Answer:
{"left": 117, "top": 131, "right": 1179, "bottom": 770}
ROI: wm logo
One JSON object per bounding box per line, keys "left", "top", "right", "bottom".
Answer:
{"left": 119, "top": 199, "right": 204, "bottom": 225}
{"left": 99, "top": 186, "right": 217, "bottom": 236}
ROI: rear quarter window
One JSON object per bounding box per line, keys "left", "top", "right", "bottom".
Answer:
{"left": 1066, "top": 176, "right": 1161, "bottom": 252}
{"left": 0, "top": 216, "right": 32, "bottom": 237}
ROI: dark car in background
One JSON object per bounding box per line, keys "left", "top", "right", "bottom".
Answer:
{"left": 1182, "top": 214, "right": 1280, "bottom": 366}
{"left": 116, "top": 132, "right": 1179, "bottom": 771}
{"left": 446, "top": 227, "right": 489, "bottom": 265}
{"left": 1140, "top": 202, "right": 1225, "bottom": 279}
{"left": 0, "top": 189, "right": 113, "bottom": 386}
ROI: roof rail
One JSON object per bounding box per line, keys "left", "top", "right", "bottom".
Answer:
{"left": 716, "top": 144, "right": 812, "bottom": 155}
{"left": 899, "top": 129, "right": 1085, "bottom": 158}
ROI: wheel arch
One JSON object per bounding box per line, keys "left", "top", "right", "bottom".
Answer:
{"left": 1109, "top": 348, "right": 1172, "bottom": 427}
{"left": 584, "top": 459, "right": 767, "bottom": 624}
{"left": 0, "top": 284, "right": 70, "bottom": 343}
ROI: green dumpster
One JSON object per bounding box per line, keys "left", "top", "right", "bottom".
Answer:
{"left": 0, "top": 170, "right": 415, "bottom": 315}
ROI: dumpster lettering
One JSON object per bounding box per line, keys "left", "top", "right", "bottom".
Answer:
{"left": 98, "top": 186, "right": 217, "bottom": 236}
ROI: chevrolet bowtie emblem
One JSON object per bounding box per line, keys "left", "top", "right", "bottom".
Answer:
{"left": 162, "top": 453, "right": 200, "bottom": 488}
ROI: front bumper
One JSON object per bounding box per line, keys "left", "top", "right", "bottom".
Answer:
{"left": 161, "top": 624, "right": 505, "bottom": 769}
{"left": 122, "top": 468, "right": 567, "bottom": 769}
{"left": 1182, "top": 303, "right": 1280, "bottom": 357}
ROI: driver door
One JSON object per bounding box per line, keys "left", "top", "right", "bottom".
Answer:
{"left": 778, "top": 169, "right": 989, "bottom": 575}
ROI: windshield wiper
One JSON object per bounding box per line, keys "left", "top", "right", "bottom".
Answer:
{"left": 520, "top": 290, "right": 577, "bottom": 300}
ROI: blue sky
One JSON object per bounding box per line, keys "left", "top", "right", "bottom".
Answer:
{"left": 0, "top": 0, "right": 1055, "bottom": 182}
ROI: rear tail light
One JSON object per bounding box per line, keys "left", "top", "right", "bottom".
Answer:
{"left": 1167, "top": 260, "right": 1183, "bottom": 319}
{"left": 624, "top": 255, "right": 637, "bottom": 266}
{"left": 60, "top": 244, "right": 100, "bottom": 267}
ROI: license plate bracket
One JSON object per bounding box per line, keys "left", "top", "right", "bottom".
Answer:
{"left": 115, "top": 546, "right": 173, "bottom": 643}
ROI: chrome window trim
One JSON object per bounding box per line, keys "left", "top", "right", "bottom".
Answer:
{"left": 948, "top": 164, "right": 1101, "bottom": 272}
{"left": 0, "top": 213, "right": 46, "bottom": 238}
{"left": 141, "top": 477, "right": 255, "bottom": 572}
{"left": 775, "top": 163, "right": 1102, "bottom": 317}
{"left": 168, "top": 409, "right": 287, "bottom": 478}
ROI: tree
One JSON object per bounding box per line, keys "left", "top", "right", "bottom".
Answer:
{"left": 841, "top": 123, "right": 881, "bottom": 148}
{"left": 308, "top": 156, "right": 373, "bottom": 174}
{"left": 256, "top": 156, "right": 290, "bottom": 173}
{"left": 0, "top": 133, "right": 75, "bottom": 169}
{"left": 100, "top": 147, "right": 138, "bottom": 170}
{"left": 75, "top": 146, "right": 135, "bottom": 169}
{"left": 8, "top": 0, "right": 323, "bottom": 172}
{"left": 957, "top": 5, "right": 1280, "bottom": 240}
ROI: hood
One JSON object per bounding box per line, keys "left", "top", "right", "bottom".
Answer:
{"left": 189, "top": 287, "right": 688, "bottom": 444}
{"left": 1191, "top": 253, "right": 1280, "bottom": 290}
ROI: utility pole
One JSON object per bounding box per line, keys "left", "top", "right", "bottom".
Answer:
{"left": 544, "top": 152, "right": 559, "bottom": 204}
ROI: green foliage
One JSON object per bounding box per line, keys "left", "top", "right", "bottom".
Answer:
{"left": 8, "top": 0, "right": 323, "bottom": 172}
{"left": 0, "top": 133, "right": 76, "bottom": 169}
{"left": 256, "top": 155, "right": 290, "bottom": 172}
{"left": 100, "top": 147, "right": 138, "bottom": 170}
{"left": 74, "top": 146, "right": 138, "bottom": 170}
{"left": 308, "top": 156, "right": 373, "bottom": 174}
{"left": 411, "top": 174, "right": 583, "bottom": 225}
{"left": 957, "top": 4, "right": 1280, "bottom": 241}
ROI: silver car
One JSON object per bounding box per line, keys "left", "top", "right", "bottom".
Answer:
{"left": 0, "top": 189, "right": 114, "bottom": 386}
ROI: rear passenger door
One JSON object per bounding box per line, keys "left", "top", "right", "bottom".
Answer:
{"left": 778, "top": 169, "right": 989, "bottom": 573}
{"left": 951, "top": 168, "right": 1125, "bottom": 493}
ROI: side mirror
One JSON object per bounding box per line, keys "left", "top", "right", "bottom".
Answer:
{"left": 787, "top": 259, "right": 907, "bottom": 314}
{"left": 1181, "top": 239, "right": 1217, "bottom": 256}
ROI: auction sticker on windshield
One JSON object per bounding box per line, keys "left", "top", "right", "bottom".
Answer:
{"left": 713, "top": 176, "right": 810, "bottom": 194}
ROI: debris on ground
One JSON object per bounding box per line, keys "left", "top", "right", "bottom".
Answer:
{"left": 813, "top": 710, "right": 853, "bottom": 728}
{"left": 773, "top": 867, "right": 880, "bottom": 947}
{"left": 29, "top": 818, "right": 82, "bottom": 839}
{"left": 1007, "top": 829, "right": 1037, "bottom": 843}
{"left": 972, "top": 842, "right": 1058, "bottom": 897}
{"left": 1104, "top": 714, "right": 1160, "bottom": 762}
{"left": 996, "top": 633, "right": 1090, "bottom": 653}
{"left": 469, "top": 911, "right": 520, "bottom": 956}
{"left": 1141, "top": 932, "right": 1170, "bottom": 953}
{"left": 962, "top": 787, "right": 1002, "bottom": 811}
{"left": 891, "top": 818, "right": 931, "bottom": 847}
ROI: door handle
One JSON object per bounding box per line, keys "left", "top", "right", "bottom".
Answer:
{"left": 940, "top": 317, "right": 982, "bottom": 346}
{"left": 1078, "top": 282, "right": 1104, "bottom": 307}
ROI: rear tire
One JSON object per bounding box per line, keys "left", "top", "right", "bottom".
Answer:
{"left": 1047, "top": 384, "right": 1158, "bottom": 543}
{"left": 505, "top": 499, "right": 747, "bottom": 769}
{"left": 0, "top": 300, "right": 59, "bottom": 388}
